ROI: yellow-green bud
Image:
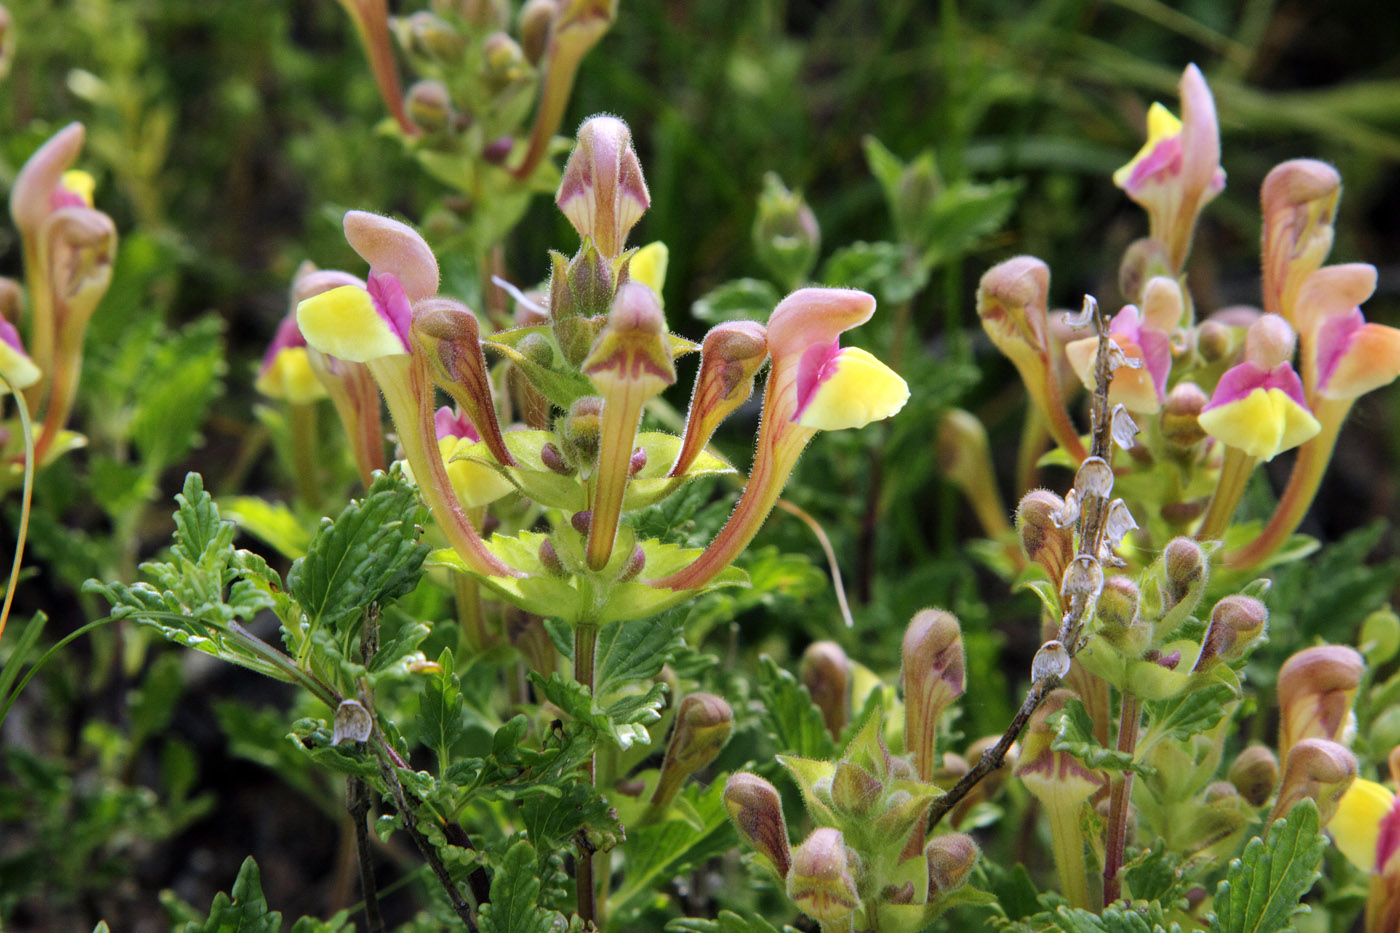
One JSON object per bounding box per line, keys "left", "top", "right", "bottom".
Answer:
{"left": 405, "top": 79, "right": 452, "bottom": 132}
{"left": 1361, "top": 606, "right": 1400, "bottom": 665}
{"left": 753, "top": 172, "right": 821, "bottom": 290}
{"left": 787, "top": 828, "right": 860, "bottom": 925}
{"left": 926, "top": 833, "right": 979, "bottom": 896}
{"left": 1118, "top": 237, "right": 1172, "bottom": 304}
{"left": 1228, "top": 744, "right": 1279, "bottom": 807}
{"left": 651, "top": 693, "right": 733, "bottom": 809}
{"left": 902, "top": 609, "right": 965, "bottom": 783}
{"left": 563, "top": 395, "right": 603, "bottom": 465}
{"left": 518, "top": 0, "right": 557, "bottom": 64}
{"left": 1162, "top": 537, "right": 1207, "bottom": 611}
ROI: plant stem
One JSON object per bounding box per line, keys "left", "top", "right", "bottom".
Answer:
{"left": 1196, "top": 445, "right": 1256, "bottom": 542}
{"left": 574, "top": 621, "right": 600, "bottom": 927}
{"left": 0, "top": 375, "right": 36, "bottom": 643}
{"left": 348, "top": 776, "right": 386, "bottom": 933}
{"left": 289, "top": 401, "right": 322, "bottom": 512}
{"left": 1102, "top": 692, "right": 1141, "bottom": 905}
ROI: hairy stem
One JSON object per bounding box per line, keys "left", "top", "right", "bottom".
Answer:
{"left": 574, "top": 621, "right": 600, "bottom": 927}
{"left": 1102, "top": 692, "right": 1141, "bottom": 905}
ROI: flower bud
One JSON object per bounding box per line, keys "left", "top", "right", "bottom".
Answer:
{"left": 1097, "top": 576, "right": 1146, "bottom": 652}
{"left": 538, "top": 536, "right": 567, "bottom": 576}
{"left": 1161, "top": 381, "right": 1208, "bottom": 448}
{"left": 926, "top": 833, "right": 979, "bottom": 896}
{"left": 617, "top": 543, "right": 645, "bottom": 582}
{"left": 670, "top": 320, "right": 768, "bottom": 476}
{"left": 1195, "top": 319, "right": 1234, "bottom": 363}
{"left": 724, "top": 773, "right": 791, "bottom": 878}
{"left": 556, "top": 115, "right": 649, "bottom": 258}
{"left": 405, "top": 11, "right": 467, "bottom": 62}
{"left": 1228, "top": 744, "right": 1279, "bottom": 807}
{"left": 1261, "top": 159, "right": 1341, "bottom": 321}
{"left": 482, "top": 32, "right": 528, "bottom": 91}
{"left": 831, "top": 760, "right": 883, "bottom": 818}
{"left": 1118, "top": 238, "right": 1172, "bottom": 304}
{"left": 518, "top": 0, "right": 557, "bottom": 64}
{"left": 978, "top": 255, "right": 1050, "bottom": 365}
{"left": 1193, "top": 595, "right": 1268, "bottom": 672}
{"left": 569, "top": 509, "right": 592, "bottom": 535}
{"left": 548, "top": 241, "right": 613, "bottom": 363}
{"left": 1277, "top": 645, "right": 1365, "bottom": 759}
{"left": 753, "top": 172, "right": 821, "bottom": 290}
{"left": 1269, "top": 737, "right": 1356, "bottom": 826}
{"left": 1243, "top": 313, "right": 1296, "bottom": 369}
{"left": 1162, "top": 537, "right": 1207, "bottom": 612}
{"left": 412, "top": 298, "right": 516, "bottom": 467}
{"left": 540, "top": 441, "right": 573, "bottom": 475}
{"left": 1018, "top": 490, "right": 1076, "bottom": 585}
{"left": 563, "top": 395, "right": 603, "bottom": 466}
{"left": 800, "top": 641, "right": 850, "bottom": 739}
{"left": 787, "top": 828, "right": 860, "bottom": 925}
{"left": 902, "top": 609, "right": 966, "bottom": 782}
{"left": 937, "top": 408, "right": 1010, "bottom": 538}
{"left": 1361, "top": 607, "right": 1400, "bottom": 666}
{"left": 405, "top": 79, "right": 452, "bottom": 133}
{"left": 651, "top": 693, "right": 733, "bottom": 808}
{"left": 628, "top": 445, "right": 647, "bottom": 475}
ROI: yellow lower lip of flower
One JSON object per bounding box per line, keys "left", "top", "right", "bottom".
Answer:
{"left": 442, "top": 437, "right": 516, "bottom": 508}
{"left": 297, "top": 285, "right": 408, "bottom": 362}
{"left": 628, "top": 241, "right": 668, "bottom": 298}
{"left": 0, "top": 343, "right": 41, "bottom": 392}
{"left": 256, "top": 347, "right": 327, "bottom": 405}
{"left": 1113, "top": 102, "right": 1182, "bottom": 190}
{"left": 796, "top": 346, "right": 909, "bottom": 431}
{"left": 1198, "top": 387, "right": 1320, "bottom": 460}
{"left": 61, "top": 169, "right": 97, "bottom": 206}
{"left": 1333, "top": 777, "right": 1393, "bottom": 872}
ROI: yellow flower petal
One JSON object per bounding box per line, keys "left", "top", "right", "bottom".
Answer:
{"left": 442, "top": 437, "right": 516, "bottom": 508}
{"left": 1198, "top": 387, "right": 1319, "bottom": 460}
{"left": 296, "top": 284, "right": 408, "bottom": 362}
{"left": 797, "top": 346, "right": 909, "bottom": 431}
{"left": 1333, "top": 778, "right": 1393, "bottom": 872}
{"left": 255, "top": 347, "right": 327, "bottom": 404}
{"left": 0, "top": 340, "right": 41, "bottom": 391}
{"left": 60, "top": 169, "right": 96, "bottom": 207}
{"left": 629, "top": 241, "right": 668, "bottom": 298}
{"left": 1113, "top": 102, "right": 1182, "bottom": 189}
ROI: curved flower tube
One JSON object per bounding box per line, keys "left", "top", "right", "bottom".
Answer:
{"left": 1113, "top": 64, "right": 1225, "bottom": 274}
{"left": 1260, "top": 160, "right": 1340, "bottom": 323}
{"left": 669, "top": 321, "right": 768, "bottom": 477}
{"left": 651, "top": 288, "right": 908, "bottom": 591}
{"left": 334, "top": 0, "right": 417, "bottom": 136}
{"left": 297, "top": 212, "right": 515, "bottom": 577}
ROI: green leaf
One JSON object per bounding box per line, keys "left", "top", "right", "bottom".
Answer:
{"left": 183, "top": 856, "right": 282, "bottom": 933}
{"left": 287, "top": 466, "right": 429, "bottom": 635}
{"left": 819, "top": 240, "right": 904, "bottom": 295}
{"left": 478, "top": 838, "right": 567, "bottom": 933}
{"left": 666, "top": 910, "right": 799, "bottom": 933}
{"left": 594, "top": 613, "right": 685, "bottom": 697}
{"left": 755, "top": 655, "right": 837, "bottom": 759}
{"left": 1143, "top": 682, "right": 1235, "bottom": 744}
{"left": 1045, "top": 905, "right": 1182, "bottom": 932}
{"left": 417, "top": 650, "right": 469, "bottom": 768}
{"left": 1048, "top": 699, "right": 1155, "bottom": 775}
{"left": 128, "top": 316, "right": 227, "bottom": 475}
{"left": 690, "top": 278, "right": 781, "bottom": 325}
{"left": 530, "top": 672, "right": 665, "bottom": 751}
{"left": 1208, "top": 800, "right": 1326, "bottom": 933}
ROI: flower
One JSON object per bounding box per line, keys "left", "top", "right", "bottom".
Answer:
{"left": 555, "top": 114, "right": 648, "bottom": 258}
{"left": 431, "top": 406, "right": 516, "bottom": 509}
{"left": 1063, "top": 277, "right": 1181, "bottom": 413}
{"left": 1332, "top": 749, "right": 1400, "bottom": 933}
{"left": 297, "top": 212, "right": 514, "bottom": 578}
{"left": 0, "top": 318, "right": 40, "bottom": 392}
{"left": 256, "top": 314, "right": 327, "bottom": 404}
{"left": 650, "top": 288, "right": 907, "bottom": 591}
{"left": 669, "top": 321, "right": 768, "bottom": 477}
{"left": 1113, "top": 64, "right": 1225, "bottom": 272}
{"left": 1260, "top": 160, "right": 1341, "bottom": 322}
{"left": 1198, "top": 314, "right": 1319, "bottom": 461}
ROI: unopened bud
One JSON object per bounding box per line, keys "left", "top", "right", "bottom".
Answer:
{"left": 1097, "top": 576, "right": 1143, "bottom": 645}
{"left": 540, "top": 441, "right": 574, "bottom": 475}
{"left": 670, "top": 320, "right": 769, "bottom": 476}
{"left": 518, "top": 331, "right": 554, "bottom": 367}
{"left": 556, "top": 115, "right": 649, "bottom": 258}
{"left": 651, "top": 693, "right": 733, "bottom": 808}
{"left": 1261, "top": 159, "right": 1341, "bottom": 319}
{"left": 1162, "top": 537, "right": 1206, "bottom": 611}
{"left": 1360, "top": 607, "right": 1400, "bottom": 666}
{"left": 0, "top": 278, "right": 19, "bottom": 323}
{"left": 787, "top": 828, "right": 860, "bottom": 925}
{"left": 548, "top": 242, "right": 614, "bottom": 362}
{"left": 1278, "top": 645, "right": 1365, "bottom": 759}
{"left": 405, "top": 79, "right": 452, "bottom": 132}
{"left": 831, "top": 760, "right": 883, "bottom": 818}
{"left": 617, "top": 543, "right": 645, "bottom": 582}
{"left": 1195, "top": 320, "right": 1233, "bottom": 363}
{"left": 1018, "top": 490, "right": 1075, "bottom": 585}
{"left": 800, "top": 641, "right": 850, "bottom": 739}
{"left": 1229, "top": 745, "right": 1279, "bottom": 807}
{"left": 563, "top": 395, "right": 603, "bottom": 465}
{"left": 570, "top": 510, "right": 592, "bottom": 535}
{"left": 902, "top": 609, "right": 965, "bottom": 783}
{"left": 482, "top": 32, "right": 529, "bottom": 92}
{"left": 628, "top": 446, "right": 647, "bottom": 475}
{"left": 1193, "top": 595, "right": 1268, "bottom": 672}
{"left": 977, "top": 256, "right": 1051, "bottom": 363}
{"left": 753, "top": 172, "right": 821, "bottom": 289}
{"left": 1243, "top": 313, "right": 1296, "bottom": 369}
{"left": 1118, "top": 238, "right": 1172, "bottom": 304}
{"left": 538, "top": 537, "right": 567, "bottom": 576}
{"left": 518, "top": 0, "right": 557, "bottom": 64}
{"left": 405, "top": 11, "right": 466, "bottom": 61}
{"left": 1269, "top": 737, "right": 1356, "bottom": 826}
{"left": 1162, "top": 382, "right": 1208, "bottom": 448}
{"left": 725, "top": 773, "right": 791, "bottom": 878}
{"left": 926, "top": 833, "right": 979, "bottom": 896}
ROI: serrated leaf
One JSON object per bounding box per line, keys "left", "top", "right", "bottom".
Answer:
{"left": 479, "top": 838, "right": 567, "bottom": 933}
{"left": 129, "top": 316, "right": 227, "bottom": 474}
{"left": 1049, "top": 699, "right": 1155, "bottom": 775}
{"left": 1209, "top": 800, "right": 1325, "bottom": 933}
{"left": 530, "top": 672, "right": 665, "bottom": 751}
{"left": 287, "top": 466, "right": 428, "bottom": 635}
{"left": 418, "top": 652, "right": 468, "bottom": 768}
{"left": 594, "top": 613, "right": 685, "bottom": 697}
{"left": 1143, "top": 682, "right": 1235, "bottom": 744}
{"left": 609, "top": 780, "right": 734, "bottom": 924}
{"left": 1047, "top": 905, "right": 1182, "bottom": 933}
{"left": 183, "top": 857, "right": 282, "bottom": 933}
{"left": 755, "top": 656, "right": 837, "bottom": 759}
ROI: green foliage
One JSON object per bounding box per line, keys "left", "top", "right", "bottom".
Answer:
{"left": 478, "top": 839, "right": 568, "bottom": 933}
{"left": 287, "top": 467, "right": 429, "bottom": 639}
{"left": 1209, "top": 801, "right": 1327, "bottom": 933}
{"left": 1049, "top": 699, "right": 1155, "bottom": 775}
{"left": 754, "top": 655, "right": 837, "bottom": 760}
{"left": 182, "top": 857, "right": 281, "bottom": 933}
